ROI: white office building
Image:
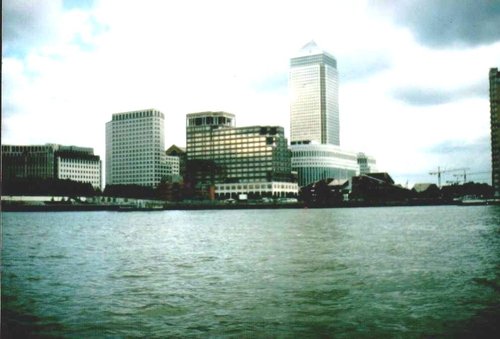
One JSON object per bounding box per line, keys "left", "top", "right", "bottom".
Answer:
{"left": 56, "top": 146, "right": 102, "bottom": 189}
{"left": 165, "top": 155, "right": 180, "bottom": 176}
{"left": 216, "top": 182, "right": 298, "bottom": 199}
{"left": 106, "top": 108, "right": 167, "bottom": 187}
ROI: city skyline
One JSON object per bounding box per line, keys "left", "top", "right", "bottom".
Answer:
{"left": 3, "top": 0, "right": 500, "bottom": 186}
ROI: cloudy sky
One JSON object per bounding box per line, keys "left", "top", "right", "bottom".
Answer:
{"left": 3, "top": 0, "right": 500, "bottom": 186}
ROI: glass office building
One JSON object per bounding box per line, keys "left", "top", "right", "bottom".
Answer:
{"left": 290, "top": 40, "right": 339, "bottom": 145}
{"left": 186, "top": 111, "right": 298, "bottom": 198}
{"left": 290, "top": 142, "right": 361, "bottom": 187}
{"left": 106, "top": 109, "right": 166, "bottom": 188}
{"left": 2, "top": 144, "right": 57, "bottom": 180}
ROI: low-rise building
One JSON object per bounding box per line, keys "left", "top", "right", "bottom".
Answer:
{"left": 2, "top": 144, "right": 57, "bottom": 179}
{"left": 2, "top": 144, "right": 102, "bottom": 189}
{"left": 412, "top": 183, "right": 440, "bottom": 199}
{"left": 290, "top": 141, "right": 363, "bottom": 187}
{"left": 216, "top": 181, "right": 298, "bottom": 200}
{"left": 55, "top": 146, "right": 102, "bottom": 189}
{"left": 350, "top": 173, "right": 411, "bottom": 202}
{"left": 300, "top": 178, "right": 350, "bottom": 206}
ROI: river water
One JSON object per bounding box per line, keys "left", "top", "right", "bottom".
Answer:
{"left": 2, "top": 206, "right": 500, "bottom": 338}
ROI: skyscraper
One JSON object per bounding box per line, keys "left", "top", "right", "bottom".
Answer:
{"left": 290, "top": 40, "right": 339, "bottom": 145}
{"left": 106, "top": 109, "right": 166, "bottom": 187}
{"left": 289, "top": 42, "right": 376, "bottom": 187}
{"left": 490, "top": 68, "right": 500, "bottom": 196}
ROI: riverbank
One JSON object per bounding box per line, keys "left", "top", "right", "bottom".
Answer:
{"left": 4, "top": 198, "right": 498, "bottom": 212}
{"left": 1, "top": 201, "right": 301, "bottom": 212}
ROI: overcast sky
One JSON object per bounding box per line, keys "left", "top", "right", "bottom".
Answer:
{"left": 3, "top": 0, "right": 500, "bottom": 186}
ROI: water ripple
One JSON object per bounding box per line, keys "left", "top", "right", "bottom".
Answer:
{"left": 2, "top": 206, "right": 500, "bottom": 337}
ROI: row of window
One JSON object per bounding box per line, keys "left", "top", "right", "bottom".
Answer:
{"left": 2, "top": 146, "right": 53, "bottom": 153}
{"left": 60, "top": 168, "right": 100, "bottom": 174}
{"left": 112, "top": 110, "right": 164, "bottom": 120}
{"left": 217, "top": 183, "right": 298, "bottom": 191}
{"left": 111, "top": 126, "right": 161, "bottom": 131}
{"left": 111, "top": 124, "right": 161, "bottom": 130}
{"left": 111, "top": 153, "right": 159, "bottom": 157}
{"left": 111, "top": 123, "right": 161, "bottom": 128}
{"left": 188, "top": 141, "right": 270, "bottom": 148}
{"left": 292, "top": 151, "right": 357, "bottom": 160}
{"left": 188, "top": 133, "right": 273, "bottom": 139}
{"left": 60, "top": 173, "right": 99, "bottom": 180}
{"left": 111, "top": 163, "right": 165, "bottom": 168}
{"left": 60, "top": 164, "right": 100, "bottom": 170}
{"left": 188, "top": 148, "right": 273, "bottom": 155}
{"left": 111, "top": 139, "right": 162, "bottom": 145}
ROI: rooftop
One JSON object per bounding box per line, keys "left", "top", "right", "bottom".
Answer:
{"left": 292, "top": 40, "right": 336, "bottom": 60}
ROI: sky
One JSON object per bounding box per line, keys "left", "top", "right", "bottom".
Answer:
{"left": 2, "top": 0, "right": 500, "bottom": 186}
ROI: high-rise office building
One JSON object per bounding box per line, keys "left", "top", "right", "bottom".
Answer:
{"left": 490, "top": 68, "right": 500, "bottom": 196}
{"left": 106, "top": 109, "right": 166, "bottom": 187}
{"left": 290, "top": 40, "right": 339, "bottom": 145}
{"left": 289, "top": 41, "right": 376, "bottom": 187}
{"left": 186, "top": 111, "right": 298, "bottom": 199}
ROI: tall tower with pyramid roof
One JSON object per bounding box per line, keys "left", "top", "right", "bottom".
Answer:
{"left": 289, "top": 41, "right": 339, "bottom": 145}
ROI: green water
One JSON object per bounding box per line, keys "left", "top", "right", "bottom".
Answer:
{"left": 2, "top": 206, "right": 499, "bottom": 337}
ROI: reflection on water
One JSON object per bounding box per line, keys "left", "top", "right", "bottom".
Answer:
{"left": 2, "top": 206, "right": 500, "bottom": 337}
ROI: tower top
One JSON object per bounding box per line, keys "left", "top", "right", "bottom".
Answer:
{"left": 293, "top": 40, "right": 336, "bottom": 60}
{"left": 299, "top": 40, "right": 321, "bottom": 54}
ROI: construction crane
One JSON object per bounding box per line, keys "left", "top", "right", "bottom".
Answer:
{"left": 429, "top": 167, "right": 469, "bottom": 188}
{"left": 453, "top": 170, "right": 491, "bottom": 184}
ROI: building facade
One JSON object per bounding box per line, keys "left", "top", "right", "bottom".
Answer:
{"left": 2, "top": 144, "right": 57, "bottom": 179}
{"left": 55, "top": 146, "right": 102, "bottom": 189}
{"left": 290, "top": 142, "right": 360, "bottom": 187}
{"left": 357, "top": 152, "right": 377, "bottom": 175}
{"left": 166, "top": 144, "right": 187, "bottom": 179}
{"left": 186, "top": 111, "right": 298, "bottom": 199}
{"left": 106, "top": 109, "right": 166, "bottom": 187}
{"left": 290, "top": 40, "right": 339, "bottom": 145}
{"left": 165, "top": 155, "right": 180, "bottom": 177}
{"left": 216, "top": 182, "right": 298, "bottom": 199}
{"left": 490, "top": 68, "right": 500, "bottom": 197}
{"left": 2, "top": 144, "right": 102, "bottom": 189}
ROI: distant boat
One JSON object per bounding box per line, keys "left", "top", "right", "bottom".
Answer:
{"left": 455, "top": 196, "right": 499, "bottom": 206}
{"left": 117, "top": 205, "right": 163, "bottom": 211}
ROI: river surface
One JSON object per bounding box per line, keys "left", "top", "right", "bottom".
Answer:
{"left": 2, "top": 206, "right": 500, "bottom": 338}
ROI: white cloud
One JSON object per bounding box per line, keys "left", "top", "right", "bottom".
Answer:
{"left": 2, "top": 0, "right": 498, "bottom": 186}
